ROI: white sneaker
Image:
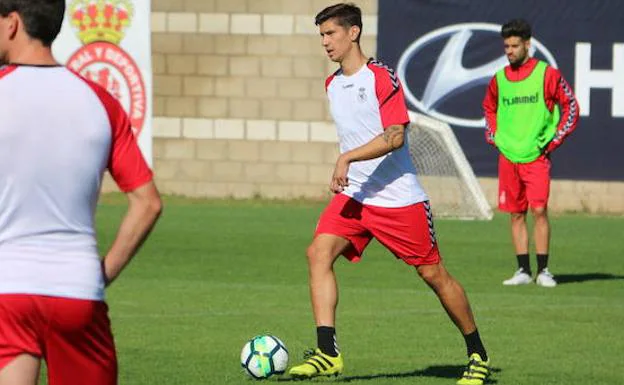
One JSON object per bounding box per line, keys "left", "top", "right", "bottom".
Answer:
{"left": 503, "top": 269, "right": 533, "bottom": 285}
{"left": 536, "top": 268, "right": 557, "bottom": 287}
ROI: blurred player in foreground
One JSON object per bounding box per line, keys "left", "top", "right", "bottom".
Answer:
{"left": 0, "top": 1, "right": 162, "bottom": 384}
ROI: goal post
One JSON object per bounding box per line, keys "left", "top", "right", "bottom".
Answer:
{"left": 407, "top": 111, "right": 494, "bottom": 220}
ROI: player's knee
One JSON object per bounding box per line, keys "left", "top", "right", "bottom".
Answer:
{"left": 416, "top": 263, "right": 443, "bottom": 284}
{"left": 306, "top": 244, "right": 332, "bottom": 267}
{"left": 510, "top": 212, "right": 526, "bottom": 222}
{"left": 305, "top": 244, "right": 318, "bottom": 260}
{"left": 531, "top": 206, "right": 547, "bottom": 217}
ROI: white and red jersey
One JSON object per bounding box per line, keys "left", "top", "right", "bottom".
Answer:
{"left": 0, "top": 64, "right": 152, "bottom": 301}
{"left": 325, "top": 59, "right": 428, "bottom": 207}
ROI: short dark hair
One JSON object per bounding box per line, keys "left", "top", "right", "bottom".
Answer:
{"left": 0, "top": 0, "right": 65, "bottom": 47}
{"left": 315, "top": 3, "right": 363, "bottom": 43}
{"left": 501, "top": 19, "right": 532, "bottom": 40}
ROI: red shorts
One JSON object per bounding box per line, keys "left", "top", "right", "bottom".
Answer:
{"left": 315, "top": 194, "right": 441, "bottom": 266}
{"left": 498, "top": 154, "right": 551, "bottom": 213}
{"left": 0, "top": 294, "right": 117, "bottom": 385}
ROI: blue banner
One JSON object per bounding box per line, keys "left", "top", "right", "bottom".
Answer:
{"left": 378, "top": 0, "right": 624, "bottom": 180}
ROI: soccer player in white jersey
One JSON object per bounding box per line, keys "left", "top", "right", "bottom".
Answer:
{"left": 0, "top": 1, "right": 162, "bottom": 385}
{"left": 288, "top": 4, "right": 489, "bottom": 385}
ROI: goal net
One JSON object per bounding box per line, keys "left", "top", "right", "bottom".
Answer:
{"left": 407, "top": 111, "right": 493, "bottom": 220}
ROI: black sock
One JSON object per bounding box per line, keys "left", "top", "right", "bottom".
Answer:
{"left": 463, "top": 329, "right": 488, "bottom": 361}
{"left": 317, "top": 326, "right": 339, "bottom": 357}
{"left": 516, "top": 254, "right": 531, "bottom": 275}
{"left": 537, "top": 254, "right": 549, "bottom": 273}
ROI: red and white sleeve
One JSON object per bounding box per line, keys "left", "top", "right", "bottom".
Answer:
{"left": 483, "top": 76, "right": 498, "bottom": 146}
{"left": 544, "top": 67, "right": 580, "bottom": 153}
{"left": 85, "top": 80, "right": 153, "bottom": 192}
{"left": 370, "top": 64, "right": 410, "bottom": 129}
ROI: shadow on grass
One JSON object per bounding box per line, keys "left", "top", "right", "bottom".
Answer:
{"left": 277, "top": 365, "right": 501, "bottom": 383}
{"left": 556, "top": 273, "right": 624, "bottom": 284}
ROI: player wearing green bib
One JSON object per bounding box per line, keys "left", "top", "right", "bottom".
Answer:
{"left": 483, "top": 19, "right": 579, "bottom": 287}
{"left": 495, "top": 60, "right": 560, "bottom": 163}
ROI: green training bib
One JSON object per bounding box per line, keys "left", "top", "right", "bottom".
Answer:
{"left": 495, "top": 60, "right": 560, "bottom": 163}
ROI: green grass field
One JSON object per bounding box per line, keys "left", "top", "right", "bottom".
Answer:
{"left": 45, "top": 196, "right": 624, "bottom": 384}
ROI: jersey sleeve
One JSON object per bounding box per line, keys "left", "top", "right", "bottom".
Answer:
{"left": 82, "top": 79, "right": 153, "bottom": 192}
{"left": 370, "top": 64, "right": 410, "bottom": 129}
{"left": 325, "top": 72, "right": 337, "bottom": 92}
{"left": 482, "top": 76, "right": 498, "bottom": 146}
{"left": 0, "top": 65, "right": 17, "bottom": 80}
{"left": 544, "top": 66, "right": 580, "bottom": 153}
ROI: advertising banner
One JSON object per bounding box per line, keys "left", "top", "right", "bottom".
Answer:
{"left": 378, "top": 0, "right": 624, "bottom": 180}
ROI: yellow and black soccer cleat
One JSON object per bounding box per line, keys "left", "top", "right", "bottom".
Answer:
{"left": 288, "top": 348, "right": 344, "bottom": 379}
{"left": 457, "top": 353, "right": 490, "bottom": 385}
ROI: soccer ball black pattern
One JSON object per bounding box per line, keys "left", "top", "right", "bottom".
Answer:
{"left": 240, "top": 335, "right": 289, "bottom": 379}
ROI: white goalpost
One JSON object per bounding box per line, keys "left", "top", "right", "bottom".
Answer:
{"left": 407, "top": 111, "right": 494, "bottom": 220}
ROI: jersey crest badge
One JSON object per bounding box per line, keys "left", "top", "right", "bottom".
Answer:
{"left": 358, "top": 87, "right": 367, "bottom": 103}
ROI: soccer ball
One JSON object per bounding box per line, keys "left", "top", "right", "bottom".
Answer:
{"left": 240, "top": 335, "right": 289, "bottom": 379}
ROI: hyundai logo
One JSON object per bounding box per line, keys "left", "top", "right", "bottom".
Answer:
{"left": 397, "top": 23, "right": 558, "bottom": 128}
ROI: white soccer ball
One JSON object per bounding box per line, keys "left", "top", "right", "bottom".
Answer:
{"left": 240, "top": 335, "right": 289, "bottom": 379}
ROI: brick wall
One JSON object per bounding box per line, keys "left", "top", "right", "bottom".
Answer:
{"left": 102, "top": 0, "right": 624, "bottom": 214}
{"left": 106, "top": 0, "right": 378, "bottom": 201}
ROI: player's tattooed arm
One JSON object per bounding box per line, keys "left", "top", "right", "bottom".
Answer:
{"left": 382, "top": 124, "right": 405, "bottom": 150}
{"left": 335, "top": 124, "right": 407, "bottom": 179}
